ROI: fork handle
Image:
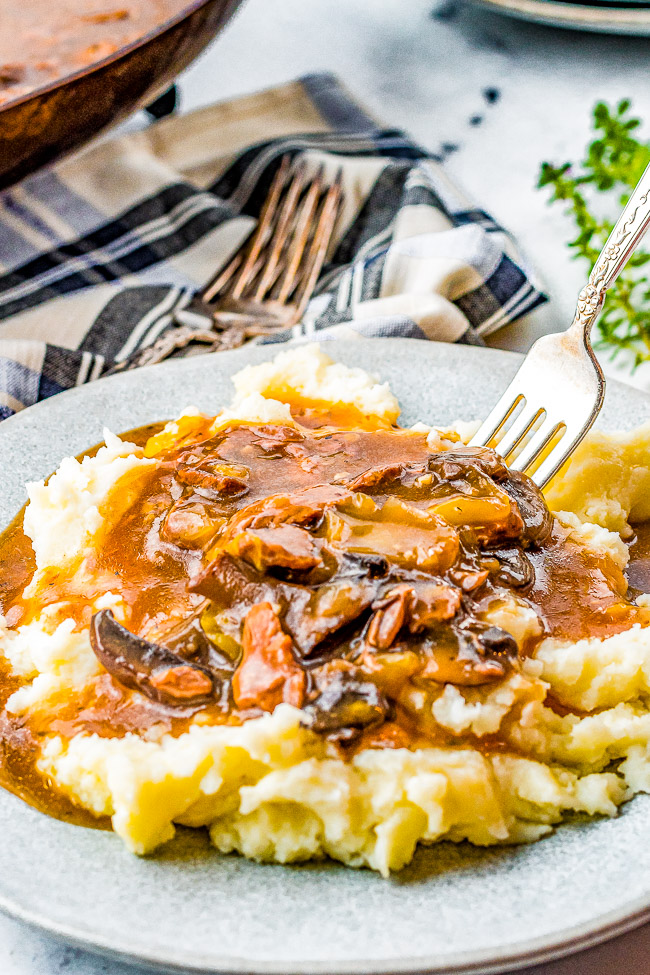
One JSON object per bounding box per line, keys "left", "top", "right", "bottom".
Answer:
{"left": 570, "top": 160, "right": 650, "bottom": 338}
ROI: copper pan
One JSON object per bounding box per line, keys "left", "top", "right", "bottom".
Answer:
{"left": 0, "top": 0, "right": 244, "bottom": 190}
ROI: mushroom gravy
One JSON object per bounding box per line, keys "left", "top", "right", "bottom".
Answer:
{"left": 0, "top": 0, "right": 192, "bottom": 106}
{"left": 0, "top": 410, "right": 647, "bottom": 827}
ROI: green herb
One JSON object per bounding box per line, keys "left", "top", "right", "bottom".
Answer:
{"left": 538, "top": 99, "right": 650, "bottom": 366}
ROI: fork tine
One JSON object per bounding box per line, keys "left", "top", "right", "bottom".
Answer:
{"left": 492, "top": 403, "right": 545, "bottom": 462}
{"left": 251, "top": 162, "right": 307, "bottom": 301}
{"left": 228, "top": 156, "right": 291, "bottom": 300}
{"left": 526, "top": 432, "right": 574, "bottom": 488}
{"left": 274, "top": 169, "right": 324, "bottom": 305}
{"left": 200, "top": 249, "right": 244, "bottom": 304}
{"left": 200, "top": 156, "right": 291, "bottom": 304}
{"left": 471, "top": 393, "right": 524, "bottom": 450}
{"left": 291, "top": 170, "right": 343, "bottom": 320}
{"left": 509, "top": 419, "right": 566, "bottom": 475}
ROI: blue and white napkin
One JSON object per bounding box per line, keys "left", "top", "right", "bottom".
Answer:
{"left": 0, "top": 73, "right": 546, "bottom": 420}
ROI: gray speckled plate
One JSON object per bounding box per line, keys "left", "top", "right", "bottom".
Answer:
{"left": 1, "top": 338, "right": 650, "bottom": 975}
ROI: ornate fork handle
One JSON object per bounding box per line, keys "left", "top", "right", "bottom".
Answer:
{"left": 571, "top": 160, "right": 650, "bottom": 339}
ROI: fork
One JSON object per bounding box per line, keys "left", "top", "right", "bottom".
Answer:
{"left": 197, "top": 155, "right": 343, "bottom": 333}
{"left": 119, "top": 157, "right": 344, "bottom": 369}
{"left": 469, "top": 161, "right": 650, "bottom": 488}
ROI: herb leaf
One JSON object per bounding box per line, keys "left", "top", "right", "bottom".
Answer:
{"left": 538, "top": 99, "right": 650, "bottom": 367}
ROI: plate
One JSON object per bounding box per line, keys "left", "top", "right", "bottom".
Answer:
{"left": 2, "top": 338, "right": 650, "bottom": 975}
{"left": 468, "top": 0, "right": 650, "bottom": 34}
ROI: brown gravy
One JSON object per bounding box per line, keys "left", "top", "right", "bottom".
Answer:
{"left": 0, "top": 424, "right": 164, "bottom": 829}
{"left": 0, "top": 0, "right": 192, "bottom": 106}
{"left": 528, "top": 526, "right": 634, "bottom": 642}
{"left": 0, "top": 415, "right": 647, "bottom": 828}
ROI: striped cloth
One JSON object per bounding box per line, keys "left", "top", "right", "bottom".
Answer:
{"left": 0, "top": 73, "right": 546, "bottom": 421}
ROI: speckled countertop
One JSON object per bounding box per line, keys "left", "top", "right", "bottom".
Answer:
{"left": 3, "top": 1, "right": 650, "bottom": 971}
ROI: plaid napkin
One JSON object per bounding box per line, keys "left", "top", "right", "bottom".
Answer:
{"left": 0, "top": 73, "right": 545, "bottom": 421}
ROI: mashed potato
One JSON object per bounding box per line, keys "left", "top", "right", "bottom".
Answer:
{"left": 3, "top": 344, "right": 650, "bottom": 876}
{"left": 232, "top": 343, "right": 400, "bottom": 423}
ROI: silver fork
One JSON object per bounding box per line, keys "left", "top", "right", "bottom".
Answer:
{"left": 113, "top": 157, "right": 344, "bottom": 370}
{"left": 173, "top": 156, "right": 342, "bottom": 348}
{"left": 469, "top": 162, "right": 650, "bottom": 488}
{"left": 197, "top": 155, "right": 344, "bottom": 335}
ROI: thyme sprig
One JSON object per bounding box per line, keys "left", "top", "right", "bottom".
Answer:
{"left": 538, "top": 100, "right": 650, "bottom": 366}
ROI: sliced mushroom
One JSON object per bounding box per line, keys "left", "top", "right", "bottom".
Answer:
{"left": 500, "top": 470, "right": 553, "bottom": 547}
{"left": 363, "top": 578, "right": 464, "bottom": 653}
{"left": 190, "top": 552, "right": 312, "bottom": 632}
{"left": 190, "top": 551, "right": 283, "bottom": 608}
{"left": 286, "top": 577, "right": 378, "bottom": 657}
{"left": 90, "top": 609, "right": 216, "bottom": 707}
{"left": 455, "top": 619, "right": 519, "bottom": 681}
{"left": 489, "top": 545, "right": 535, "bottom": 588}
{"left": 420, "top": 618, "right": 518, "bottom": 686}
{"left": 423, "top": 448, "right": 555, "bottom": 550}
{"left": 285, "top": 551, "right": 388, "bottom": 657}
{"left": 301, "top": 670, "right": 388, "bottom": 736}
{"left": 427, "top": 447, "right": 509, "bottom": 483}
{"left": 341, "top": 551, "right": 390, "bottom": 579}
{"left": 460, "top": 620, "right": 519, "bottom": 658}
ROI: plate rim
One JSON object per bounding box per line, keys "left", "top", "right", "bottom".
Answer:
{"left": 467, "top": 0, "right": 650, "bottom": 34}
{"left": 2, "top": 871, "right": 650, "bottom": 975}
{"left": 2, "top": 337, "right": 650, "bottom": 975}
